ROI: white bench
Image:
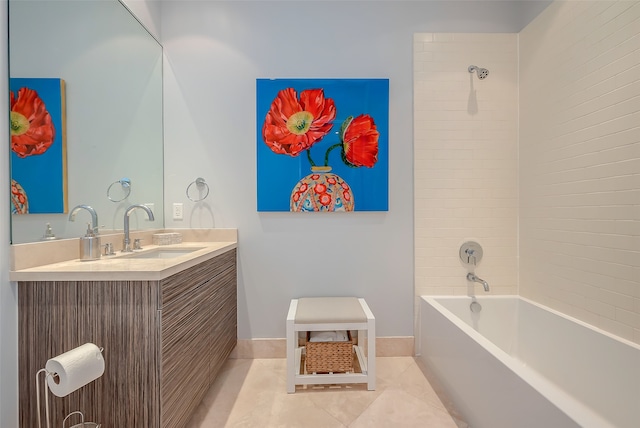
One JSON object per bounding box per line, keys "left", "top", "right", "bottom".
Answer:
{"left": 286, "top": 297, "right": 375, "bottom": 393}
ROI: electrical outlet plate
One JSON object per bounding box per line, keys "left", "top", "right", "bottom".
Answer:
{"left": 172, "top": 203, "right": 183, "bottom": 220}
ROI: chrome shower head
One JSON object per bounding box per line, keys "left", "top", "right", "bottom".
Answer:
{"left": 468, "top": 65, "right": 489, "bottom": 80}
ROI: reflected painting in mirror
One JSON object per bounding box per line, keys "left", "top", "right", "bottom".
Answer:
{"left": 10, "top": 78, "right": 67, "bottom": 214}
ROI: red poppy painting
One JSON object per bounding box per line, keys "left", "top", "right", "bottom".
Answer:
{"left": 342, "top": 114, "right": 379, "bottom": 168}
{"left": 10, "top": 78, "right": 67, "bottom": 214}
{"left": 262, "top": 88, "right": 336, "bottom": 157}
{"left": 257, "top": 78, "right": 388, "bottom": 212}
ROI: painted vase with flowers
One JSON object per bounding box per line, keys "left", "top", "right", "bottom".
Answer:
{"left": 261, "top": 87, "right": 380, "bottom": 212}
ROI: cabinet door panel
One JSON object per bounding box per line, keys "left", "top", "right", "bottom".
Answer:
{"left": 161, "top": 274, "right": 215, "bottom": 427}
{"left": 161, "top": 250, "right": 236, "bottom": 307}
{"left": 208, "top": 265, "right": 238, "bottom": 382}
{"left": 19, "top": 281, "right": 80, "bottom": 427}
{"left": 76, "top": 280, "right": 161, "bottom": 427}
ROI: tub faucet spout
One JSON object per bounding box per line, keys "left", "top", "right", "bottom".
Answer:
{"left": 467, "top": 272, "right": 490, "bottom": 292}
{"left": 122, "top": 204, "right": 155, "bottom": 252}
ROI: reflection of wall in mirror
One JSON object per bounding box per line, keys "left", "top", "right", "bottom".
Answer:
{"left": 8, "top": 0, "right": 164, "bottom": 243}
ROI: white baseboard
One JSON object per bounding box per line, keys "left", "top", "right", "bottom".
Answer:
{"left": 229, "top": 336, "right": 415, "bottom": 359}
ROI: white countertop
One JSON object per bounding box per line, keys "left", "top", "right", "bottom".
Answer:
{"left": 10, "top": 228, "right": 238, "bottom": 282}
{"left": 10, "top": 241, "right": 237, "bottom": 282}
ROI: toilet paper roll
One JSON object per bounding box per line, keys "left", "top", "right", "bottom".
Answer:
{"left": 45, "top": 343, "right": 105, "bottom": 397}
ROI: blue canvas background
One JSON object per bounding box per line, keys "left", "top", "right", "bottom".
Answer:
{"left": 10, "top": 78, "right": 65, "bottom": 214}
{"left": 257, "top": 78, "right": 389, "bottom": 212}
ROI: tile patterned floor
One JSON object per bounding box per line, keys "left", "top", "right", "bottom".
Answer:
{"left": 186, "top": 357, "right": 468, "bottom": 428}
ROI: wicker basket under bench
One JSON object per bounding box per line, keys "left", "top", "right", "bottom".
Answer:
{"left": 305, "top": 331, "right": 354, "bottom": 374}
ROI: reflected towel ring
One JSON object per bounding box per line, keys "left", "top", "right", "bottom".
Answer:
{"left": 107, "top": 178, "right": 131, "bottom": 202}
{"left": 186, "top": 177, "right": 209, "bottom": 202}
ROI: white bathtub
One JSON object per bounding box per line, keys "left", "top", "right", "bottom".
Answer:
{"left": 419, "top": 296, "right": 640, "bottom": 428}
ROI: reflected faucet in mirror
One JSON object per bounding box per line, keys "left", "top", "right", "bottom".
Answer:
{"left": 123, "top": 204, "right": 155, "bottom": 252}
{"left": 68, "top": 205, "right": 99, "bottom": 235}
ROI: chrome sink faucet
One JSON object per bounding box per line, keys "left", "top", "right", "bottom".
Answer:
{"left": 122, "top": 204, "right": 155, "bottom": 252}
{"left": 467, "top": 272, "right": 490, "bottom": 292}
{"left": 69, "top": 204, "right": 99, "bottom": 235}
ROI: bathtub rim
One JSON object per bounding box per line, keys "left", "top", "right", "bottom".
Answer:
{"left": 418, "top": 294, "right": 637, "bottom": 428}
{"left": 421, "top": 295, "right": 640, "bottom": 351}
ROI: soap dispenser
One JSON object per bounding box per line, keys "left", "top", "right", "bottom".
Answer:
{"left": 41, "top": 223, "right": 57, "bottom": 241}
{"left": 79, "top": 222, "right": 101, "bottom": 261}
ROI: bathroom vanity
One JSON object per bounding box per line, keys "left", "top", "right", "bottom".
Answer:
{"left": 11, "top": 230, "right": 237, "bottom": 428}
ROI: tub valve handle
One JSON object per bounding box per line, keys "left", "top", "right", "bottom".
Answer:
{"left": 466, "top": 248, "right": 477, "bottom": 265}
{"left": 460, "top": 241, "right": 483, "bottom": 267}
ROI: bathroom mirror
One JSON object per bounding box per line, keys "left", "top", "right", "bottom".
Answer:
{"left": 8, "top": 0, "right": 164, "bottom": 243}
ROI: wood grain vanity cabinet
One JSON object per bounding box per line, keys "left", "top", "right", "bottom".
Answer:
{"left": 18, "top": 249, "right": 237, "bottom": 428}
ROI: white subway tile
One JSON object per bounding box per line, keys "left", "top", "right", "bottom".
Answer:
{"left": 598, "top": 289, "right": 637, "bottom": 312}
{"left": 520, "top": 0, "right": 639, "bottom": 346}
{"left": 597, "top": 316, "right": 635, "bottom": 342}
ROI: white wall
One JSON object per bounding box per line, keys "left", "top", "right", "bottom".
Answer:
{"left": 1, "top": 0, "right": 18, "bottom": 425}
{"left": 160, "top": 0, "right": 541, "bottom": 339}
{"left": 413, "top": 33, "right": 519, "bottom": 300}
{"left": 519, "top": 0, "right": 640, "bottom": 344}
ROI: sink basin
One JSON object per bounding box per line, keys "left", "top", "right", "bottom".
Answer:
{"left": 122, "top": 247, "right": 204, "bottom": 259}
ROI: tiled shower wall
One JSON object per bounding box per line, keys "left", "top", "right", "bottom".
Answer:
{"left": 519, "top": 0, "right": 640, "bottom": 344}
{"left": 413, "top": 33, "right": 519, "bottom": 297}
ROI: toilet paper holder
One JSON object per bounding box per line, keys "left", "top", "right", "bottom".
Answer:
{"left": 35, "top": 345, "right": 104, "bottom": 428}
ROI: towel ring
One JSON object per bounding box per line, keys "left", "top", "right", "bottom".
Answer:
{"left": 107, "top": 178, "right": 131, "bottom": 202}
{"left": 186, "top": 177, "right": 209, "bottom": 202}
